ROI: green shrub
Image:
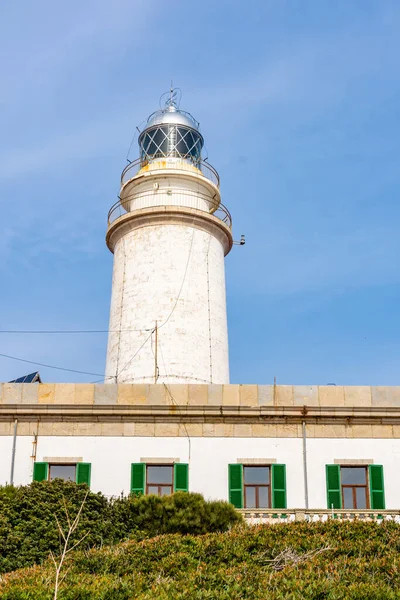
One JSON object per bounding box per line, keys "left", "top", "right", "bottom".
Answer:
{"left": 112, "top": 492, "right": 242, "bottom": 537}
{"left": 2, "top": 522, "right": 400, "bottom": 599}
{"left": 0, "top": 483, "right": 242, "bottom": 574}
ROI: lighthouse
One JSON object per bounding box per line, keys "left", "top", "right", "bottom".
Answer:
{"left": 105, "top": 90, "right": 233, "bottom": 384}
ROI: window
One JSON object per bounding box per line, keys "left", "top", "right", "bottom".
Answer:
{"left": 326, "top": 464, "right": 385, "bottom": 510}
{"left": 243, "top": 466, "right": 270, "bottom": 508}
{"left": 228, "top": 464, "right": 286, "bottom": 509}
{"left": 146, "top": 465, "right": 173, "bottom": 496}
{"left": 49, "top": 464, "right": 76, "bottom": 482}
{"left": 33, "top": 462, "right": 91, "bottom": 486}
{"left": 130, "top": 463, "right": 189, "bottom": 496}
{"left": 341, "top": 467, "right": 368, "bottom": 509}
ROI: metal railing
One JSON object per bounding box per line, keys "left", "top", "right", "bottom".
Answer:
{"left": 240, "top": 509, "right": 400, "bottom": 524}
{"left": 107, "top": 189, "right": 232, "bottom": 229}
{"left": 120, "top": 157, "right": 220, "bottom": 187}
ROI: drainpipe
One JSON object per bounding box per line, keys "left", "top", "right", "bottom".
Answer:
{"left": 302, "top": 419, "right": 309, "bottom": 510}
{"left": 10, "top": 419, "right": 18, "bottom": 485}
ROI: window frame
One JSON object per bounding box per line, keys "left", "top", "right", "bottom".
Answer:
{"left": 243, "top": 465, "right": 271, "bottom": 509}
{"left": 145, "top": 464, "right": 174, "bottom": 497}
{"left": 340, "top": 465, "right": 369, "bottom": 509}
{"left": 48, "top": 463, "right": 77, "bottom": 483}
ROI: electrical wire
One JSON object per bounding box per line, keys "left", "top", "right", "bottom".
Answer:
{"left": 0, "top": 329, "right": 152, "bottom": 334}
{"left": 157, "top": 227, "right": 196, "bottom": 331}
{"left": 0, "top": 352, "right": 104, "bottom": 377}
{"left": 158, "top": 337, "right": 191, "bottom": 461}
{"left": 115, "top": 329, "right": 155, "bottom": 381}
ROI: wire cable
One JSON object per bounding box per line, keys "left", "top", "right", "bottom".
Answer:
{"left": 115, "top": 329, "right": 155, "bottom": 381}
{"left": 157, "top": 228, "right": 196, "bottom": 331}
{"left": 0, "top": 329, "right": 152, "bottom": 334}
{"left": 0, "top": 352, "right": 104, "bottom": 377}
{"left": 158, "top": 338, "right": 192, "bottom": 461}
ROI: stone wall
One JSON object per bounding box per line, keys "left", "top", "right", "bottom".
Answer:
{"left": 0, "top": 383, "right": 399, "bottom": 407}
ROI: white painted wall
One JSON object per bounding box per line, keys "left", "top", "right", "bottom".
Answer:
{"left": 2, "top": 435, "right": 400, "bottom": 508}
{"left": 105, "top": 222, "right": 229, "bottom": 384}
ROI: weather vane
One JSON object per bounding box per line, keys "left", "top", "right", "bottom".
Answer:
{"left": 160, "top": 83, "right": 182, "bottom": 109}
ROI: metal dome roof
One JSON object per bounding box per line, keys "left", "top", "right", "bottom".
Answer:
{"left": 145, "top": 105, "right": 199, "bottom": 130}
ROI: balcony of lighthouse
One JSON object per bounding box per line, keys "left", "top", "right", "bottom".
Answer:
{"left": 107, "top": 155, "right": 232, "bottom": 230}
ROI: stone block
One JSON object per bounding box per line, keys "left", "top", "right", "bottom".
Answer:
{"left": 38, "top": 384, "right": 55, "bottom": 404}
{"left": 117, "top": 384, "right": 133, "bottom": 405}
{"left": 239, "top": 385, "right": 258, "bottom": 407}
{"left": 131, "top": 384, "right": 150, "bottom": 405}
{"left": 371, "top": 387, "right": 400, "bottom": 407}
{"left": 222, "top": 385, "right": 240, "bottom": 406}
{"left": 294, "top": 385, "right": 319, "bottom": 406}
{"left": 233, "top": 424, "right": 252, "bottom": 437}
{"left": 318, "top": 386, "right": 345, "bottom": 407}
{"left": 214, "top": 423, "right": 234, "bottom": 437}
{"left": 207, "top": 385, "right": 223, "bottom": 405}
{"left": 167, "top": 385, "right": 188, "bottom": 405}
{"left": 0, "top": 422, "right": 12, "bottom": 435}
{"left": 154, "top": 422, "right": 179, "bottom": 437}
{"left": 392, "top": 426, "right": 400, "bottom": 439}
{"left": 74, "top": 422, "right": 99, "bottom": 436}
{"left": 13, "top": 422, "right": 34, "bottom": 436}
{"left": 21, "top": 384, "right": 39, "bottom": 404}
{"left": 344, "top": 387, "right": 372, "bottom": 407}
{"left": 2, "top": 384, "right": 22, "bottom": 404}
{"left": 100, "top": 422, "right": 124, "bottom": 436}
{"left": 180, "top": 423, "right": 202, "bottom": 436}
{"left": 274, "top": 386, "right": 294, "bottom": 406}
{"left": 52, "top": 422, "right": 76, "bottom": 436}
{"left": 275, "top": 424, "right": 298, "bottom": 438}
{"left": 251, "top": 423, "right": 267, "bottom": 437}
{"left": 188, "top": 385, "right": 208, "bottom": 406}
{"left": 39, "top": 422, "right": 54, "bottom": 435}
{"left": 350, "top": 425, "right": 373, "bottom": 438}
{"left": 135, "top": 422, "right": 155, "bottom": 436}
{"left": 75, "top": 384, "right": 95, "bottom": 405}
{"left": 258, "top": 386, "right": 274, "bottom": 406}
{"left": 314, "top": 424, "right": 347, "bottom": 438}
{"left": 371, "top": 424, "right": 393, "bottom": 439}
{"left": 123, "top": 422, "right": 136, "bottom": 436}
{"left": 148, "top": 385, "right": 167, "bottom": 405}
{"left": 202, "top": 423, "right": 215, "bottom": 436}
{"left": 54, "top": 384, "right": 75, "bottom": 405}
{"left": 301, "top": 424, "right": 315, "bottom": 438}
{"left": 93, "top": 385, "right": 118, "bottom": 405}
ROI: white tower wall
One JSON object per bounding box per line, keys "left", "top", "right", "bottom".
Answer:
{"left": 105, "top": 220, "right": 229, "bottom": 384}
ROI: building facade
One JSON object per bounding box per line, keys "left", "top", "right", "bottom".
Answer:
{"left": 1, "top": 383, "right": 399, "bottom": 519}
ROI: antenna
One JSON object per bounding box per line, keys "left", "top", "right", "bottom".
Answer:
{"left": 160, "top": 86, "right": 182, "bottom": 109}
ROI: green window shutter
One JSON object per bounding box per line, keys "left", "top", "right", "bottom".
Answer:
{"left": 271, "top": 464, "right": 287, "bottom": 509}
{"left": 174, "top": 463, "right": 189, "bottom": 492}
{"left": 33, "top": 462, "right": 48, "bottom": 482}
{"left": 369, "top": 465, "right": 385, "bottom": 509}
{"left": 326, "top": 464, "right": 342, "bottom": 509}
{"left": 76, "top": 463, "right": 91, "bottom": 487}
{"left": 228, "top": 464, "right": 243, "bottom": 508}
{"left": 131, "top": 463, "right": 145, "bottom": 495}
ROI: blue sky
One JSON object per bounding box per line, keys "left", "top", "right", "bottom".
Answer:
{"left": 1, "top": 0, "right": 400, "bottom": 385}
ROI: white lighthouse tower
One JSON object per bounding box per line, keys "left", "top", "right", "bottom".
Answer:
{"left": 105, "top": 90, "right": 233, "bottom": 384}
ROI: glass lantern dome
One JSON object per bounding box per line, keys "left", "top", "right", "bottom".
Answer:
{"left": 138, "top": 98, "right": 204, "bottom": 166}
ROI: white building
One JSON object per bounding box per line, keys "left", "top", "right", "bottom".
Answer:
{"left": 1, "top": 94, "right": 399, "bottom": 522}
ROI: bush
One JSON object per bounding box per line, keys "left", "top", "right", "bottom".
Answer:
{"left": 2, "top": 522, "right": 400, "bottom": 599}
{"left": 112, "top": 492, "right": 242, "bottom": 537}
{"left": 0, "top": 481, "right": 116, "bottom": 574}
{"left": 0, "top": 483, "right": 242, "bottom": 574}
